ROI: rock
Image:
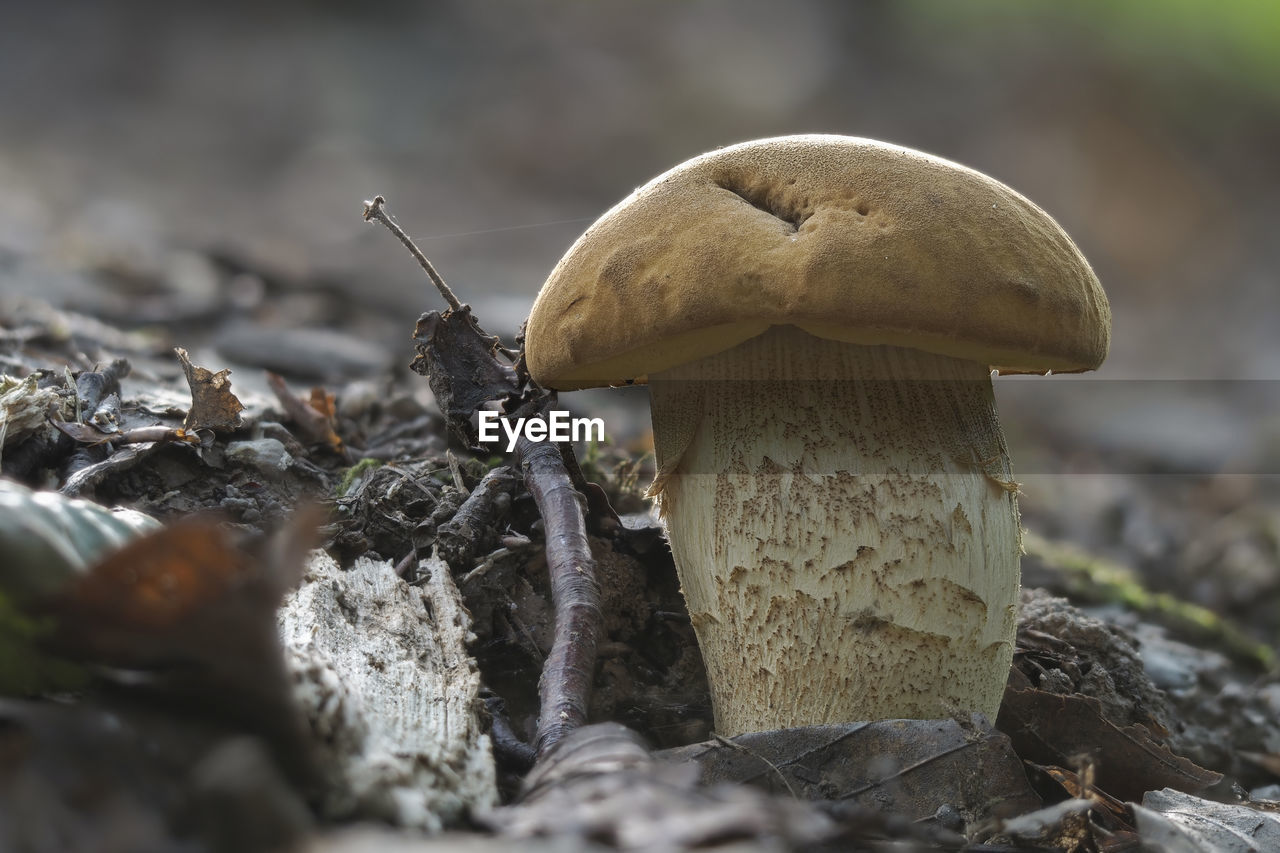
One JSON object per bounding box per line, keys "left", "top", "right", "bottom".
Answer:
{"left": 227, "top": 437, "right": 293, "bottom": 473}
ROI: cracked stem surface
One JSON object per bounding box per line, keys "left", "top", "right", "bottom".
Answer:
{"left": 649, "top": 326, "right": 1020, "bottom": 735}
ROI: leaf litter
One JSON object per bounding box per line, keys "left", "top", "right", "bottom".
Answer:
{"left": 0, "top": 216, "right": 1277, "bottom": 851}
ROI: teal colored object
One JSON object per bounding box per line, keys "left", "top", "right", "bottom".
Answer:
{"left": 0, "top": 480, "right": 159, "bottom": 694}
{"left": 0, "top": 480, "right": 159, "bottom": 606}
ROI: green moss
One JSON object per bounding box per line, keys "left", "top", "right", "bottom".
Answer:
{"left": 336, "top": 457, "right": 383, "bottom": 497}
{"left": 461, "top": 456, "right": 491, "bottom": 485}
{"left": 1023, "top": 530, "right": 1276, "bottom": 672}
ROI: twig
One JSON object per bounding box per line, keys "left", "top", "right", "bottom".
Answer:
{"left": 485, "top": 694, "right": 537, "bottom": 773}
{"left": 515, "top": 403, "right": 601, "bottom": 759}
{"left": 437, "top": 465, "right": 519, "bottom": 569}
{"left": 372, "top": 195, "right": 602, "bottom": 760}
{"left": 264, "top": 372, "right": 348, "bottom": 459}
{"left": 363, "top": 195, "right": 463, "bottom": 312}
{"left": 366, "top": 195, "right": 519, "bottom": 362}
{"left": 461, "top": 548, "right": 510, "bottom": 586}
{"left": 394, "top": 549, "right": 418, "bottom": 580}
{"left": 446, "top": 450, "right": 468, "bottom": 492}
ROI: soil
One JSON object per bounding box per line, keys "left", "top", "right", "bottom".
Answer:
{"left": 2, "top": 207, "right": 1277, "bottom": 852}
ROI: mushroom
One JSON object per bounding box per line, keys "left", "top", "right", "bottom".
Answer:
{"left": 524, "top": 136, "right": 1110, "bottom": 736}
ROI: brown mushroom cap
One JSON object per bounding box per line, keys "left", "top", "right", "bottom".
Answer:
{"left": 526, "top": 135, "right": 1110, "bottom": 390}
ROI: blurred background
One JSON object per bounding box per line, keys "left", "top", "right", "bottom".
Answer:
{"left": 3, "top": 1, "right": 1277, "bottom": 371}
{"left": 1, "top": 1, "right": 1278, "bottom": 626}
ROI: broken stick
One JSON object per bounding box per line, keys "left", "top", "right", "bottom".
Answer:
{"left": 366, "top": 196, "right": 602, "bottom": 760}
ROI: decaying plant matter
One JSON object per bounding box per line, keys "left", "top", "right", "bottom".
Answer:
{"left": 364, "top": 196, "right": 600, "bottom": 759}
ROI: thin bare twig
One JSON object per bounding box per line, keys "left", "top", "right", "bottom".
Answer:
{"left": 363, "top": 195, "right": 463, "bottom": 312}
{"left": 370, "top": 194, "right": 602, "bottom": 761}
{"left": 446, "top": 450, "right": 468, "bottom": 493}
{"left": 366, "top": 195, "right": 520, "bottom": 362}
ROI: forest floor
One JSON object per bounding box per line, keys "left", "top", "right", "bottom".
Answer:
{"left": 1, "top": 219, "right": 1278, "bottom": 852}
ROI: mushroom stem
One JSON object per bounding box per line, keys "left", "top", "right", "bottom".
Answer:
{"left": 648, "top": 326, "right": 1020, "bottom": 735}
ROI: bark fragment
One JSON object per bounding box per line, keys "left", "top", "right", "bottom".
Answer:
{"left": 279, "top": 551, "right": 497, "bottom": 830}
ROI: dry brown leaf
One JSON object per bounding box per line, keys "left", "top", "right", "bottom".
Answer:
{"left": 265, "top": 371, "right": 344, "bottom": 452}
{"left": 45, "top": 512, "right": 321, "bottom": 786}
{"left": 48, "top": 419, "right": 115, "bottom": 445}
{"left": 52, "top": 517, "right": 258, "bottom": 652}
{"left": 661, "top": 716, "right": 1041, "bottom": 824}
{"left": 307, "top": 386, "right": 336, "bottom": 420}
{"left": 175, "top": 346, "right": 244, "bottom": 433}
{"left": 1030, "top": 761, "right": 1136, "bottom": 832}
{"left": 998, "top": 685, "right": 1221, "bottom": 802}
{"left": 494, "top": 723, "right": 962, "bottom": 850}
{"left": 409, "top": 307, "right": 520, "bottom": 447}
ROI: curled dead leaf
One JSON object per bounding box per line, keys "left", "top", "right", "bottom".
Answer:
{"left": 409, "top": 307, "right": 520, "bottom": 447}
{"left": 175, "top": 346, "right": 244, "bottom": 433}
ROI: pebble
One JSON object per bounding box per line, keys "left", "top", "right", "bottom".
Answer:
{"left": 226, "top": 438, "right": 293, "bottom": 473}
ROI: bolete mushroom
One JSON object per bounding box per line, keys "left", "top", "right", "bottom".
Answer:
{"left": 524, "top": 135, "right": 1109, "bottom": 736}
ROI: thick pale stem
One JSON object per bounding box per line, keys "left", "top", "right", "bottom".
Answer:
{"left": 649, "top": 326, "right": 1020, "bottom": 735}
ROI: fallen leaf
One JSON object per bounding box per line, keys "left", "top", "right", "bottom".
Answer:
{"left": 308, "top": 386, "right": 336, "bottom": 419}
{"left": 660, "top": 716, "right": 1041, "bottom": 824}
{"left": 60, "top": 441, "right": 169, "bottom": 497}
{"left": 53, "top": 517, "right": 257, "bottom": 649}
{"left": 265, "top": 371, "right": 344, "bottom": 453}
{"left": 494, "top": 723, "right": 907, "bottom": 850}
{"left": 1029, "top": 761, "right": 1136, "bottom": 831}
{"left": 45, "top": 512, "right": 321, "bottom": 786}
{"left": 175, "top": 346, "right": 244, "bottom": 433}
{"left": 1133, "top": 787, "right": 1280, "bottom": 853}
{"left": 0, "top": 479, "right": 160, "bottom": 601}
{"left": 409, "top": 307, "right": 520, "bottom": 447}
{"left": 998, "top": 685, "right": 1222, "bottom": 802}
{"left": 49, "top": 418, "right": 117, "bottom": 445}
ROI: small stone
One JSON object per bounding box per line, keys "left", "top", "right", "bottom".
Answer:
{"left": 226, "top": 438, "right": 292, "bottom": 473}
{"left": 934, "top": 803, "right": 964, "bottom": 831}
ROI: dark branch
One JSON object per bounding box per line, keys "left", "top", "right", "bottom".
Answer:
{"left": 436, "top": 465, "right": 520, "bottom": 569}
{"left": 515, "top": 404, "right": 601, "bottom": 758}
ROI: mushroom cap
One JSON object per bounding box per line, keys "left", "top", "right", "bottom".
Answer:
{"left": 526, "top": 135, "right": 1110, "bottom": 390}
